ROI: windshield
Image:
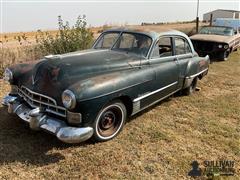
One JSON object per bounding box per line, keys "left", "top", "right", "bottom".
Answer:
{"left": 94, "top": 32, "right": 120, "bottom": 49}
{"left": 112, "top": 33, "right": 152, "bottom": 57}
{"left": 93, "top": 32, "right": 152, "bottom": 57}
{"left": 199, "top": 26, "right": 234, "bottom": 36}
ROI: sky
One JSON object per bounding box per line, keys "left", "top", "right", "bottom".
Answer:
{"left": 1, "top": 0, "right": 240, "bottom": 33}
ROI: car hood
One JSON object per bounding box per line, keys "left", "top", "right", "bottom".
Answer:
{"left": 190, "top": 34, "right": 231, "bottom": 43}
{"left": 10, "top": 49, "right": 143, "bottom": 103}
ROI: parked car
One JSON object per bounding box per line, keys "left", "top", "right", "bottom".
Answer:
{"left": 2, "top": 28, "right": 210, "bottom": 143}
{"left": 190, "top": 26, "right": 240, "bottom": 61}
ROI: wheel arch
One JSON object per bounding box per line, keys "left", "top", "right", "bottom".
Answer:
{"left": 110, "top": 95, "right": 133, "bottom": 117}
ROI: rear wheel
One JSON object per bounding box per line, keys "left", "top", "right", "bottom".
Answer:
{"left": 183, "top": 77, "right": 198, "bottom": 96}
{"left": 92, "top": 100, "right": 127, "bottom": 142}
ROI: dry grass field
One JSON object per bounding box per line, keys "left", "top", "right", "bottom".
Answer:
{"left": 0, "top": 51, "right": 239, "bottom": 178}
{"left": 0, "top": 22, "right": 205, "bottom": 48}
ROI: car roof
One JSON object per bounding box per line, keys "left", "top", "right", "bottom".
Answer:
{"left": 103, "top": 27, "right": 189, "bottom": 41}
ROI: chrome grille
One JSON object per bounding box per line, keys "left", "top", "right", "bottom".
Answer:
{"left": 18, "top": 86, "right": 66, "bottom": 117}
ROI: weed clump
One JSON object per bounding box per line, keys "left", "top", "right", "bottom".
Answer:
{"left": 0, "top": 15, "right": 94, "bottom": 78}
{"left": 35, "top": 15, "right": 94, "bottom": 55}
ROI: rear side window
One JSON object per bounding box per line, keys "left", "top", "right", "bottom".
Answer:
{"left": 174, "top": 38, "right": 191, "bottom": 55}
{"left": 151, "top": 37, "right": 173, "bottom": 58}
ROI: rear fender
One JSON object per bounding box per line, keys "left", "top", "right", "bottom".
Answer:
{"left": 183, "top": 55, "right": 209, "bottom": 89}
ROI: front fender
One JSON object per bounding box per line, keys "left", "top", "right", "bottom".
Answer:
{"left": 67, "top": 67, "right": 154, "bottom": 125}
{"left": 68, "top": 68, "right": 154, "bottom": 102}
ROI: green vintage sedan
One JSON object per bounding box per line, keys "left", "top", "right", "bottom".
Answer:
{"left": 2, "top": 28, "right": 210, "bottom": 143}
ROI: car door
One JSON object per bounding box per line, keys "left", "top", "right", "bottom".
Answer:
{"left": 173, "top": 36, "right": 194, "bottom": 88}
{"left": 139, "top": 36, "right": 179, "bottom": 107}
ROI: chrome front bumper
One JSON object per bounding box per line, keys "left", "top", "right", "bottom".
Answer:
{"left": 1, "top": 95, "right": 93, "bottom": 143}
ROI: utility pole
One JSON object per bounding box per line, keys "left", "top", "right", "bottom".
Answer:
{"left": 210, "top": 14, "right": 213, "bottom": 26}
{"left": 196, "top": 0, "right": 200, "bottom": 33}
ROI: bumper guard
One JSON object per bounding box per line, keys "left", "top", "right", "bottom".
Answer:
{"left": 1, "top": 95, "right": 93, "bottom": 143}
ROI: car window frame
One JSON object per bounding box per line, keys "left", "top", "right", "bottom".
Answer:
{"left": 173, "top": 36, "right": 193, "bottom": 57}
{"left": 111, "top": 32, "right": 153, "bottom": 58}
{"left": 93, "top": 31, "right": 154, "bottom": 59}
{"left": 92, "top": 31, "right": 121, "bottom": 49}
{"left": 149, "top": 36, "right": 175, "bottom": 60}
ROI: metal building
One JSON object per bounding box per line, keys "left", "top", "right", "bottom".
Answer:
{"left": 203, "top": 9, "right": 240, "bottom": 22}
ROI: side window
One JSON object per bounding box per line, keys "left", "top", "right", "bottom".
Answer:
{"left": 95, "top": 33, "right": 119, "bottom": 49}
{"left": 174, "top": 38, "right": 191, "bottom": 55}
{"left": 112, "top": 33, "right": 152, "bottom": 57}
{"left": 151, "top": 37, "right": 173, "bottom": 58}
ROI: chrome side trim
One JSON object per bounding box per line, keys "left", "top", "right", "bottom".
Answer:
{"left": 133, "top": 81, "right": 178, "bottom": 102}
{"left": 132, "top": 88, "right": 181, "bottom": 115}
{"left": 63, "top": 49, "right": 109, "bottom": 58}
{"left": 150, "top": 55, "right": 177, "bottom": 61}
{"left": 132, "top": 101, "right": 141, "bottom": 115}
{"left": 189, "top": 68, "right": 208, "bottom": 79}
{"left": 150, "top": 53, "right": 193, "bottom": 61}
{"left": 183, "top": 68, "right": 209, "bottom": 89}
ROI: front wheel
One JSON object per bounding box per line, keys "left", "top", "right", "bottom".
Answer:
{"left": 183, "top": 77, "right": 198, "bottom": 96}
{"left": 92, "top": 100, "right": 127, "bottom": 142}
{"left": 220, "top": 50, "right": 230, "bottom": 61}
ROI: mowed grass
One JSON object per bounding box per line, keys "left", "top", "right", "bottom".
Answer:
{"left": 0, "top": 51, "right": 239, "bottom": 179}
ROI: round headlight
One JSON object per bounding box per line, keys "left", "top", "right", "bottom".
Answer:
{"left": 62, "top": 90, "right": 76, "bottom": 109}
{"left": 218, "top": 44, "right": 223, "bottom": 48}
{"left": 3, "top": 68, "right": 13, "bottom": 82}
{"left": 224, "top": 44, "right": 229, "bottom": 49}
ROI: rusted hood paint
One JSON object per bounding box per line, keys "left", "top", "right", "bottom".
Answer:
{"left": 190, "top": 34, "right": 234, "bottom": 44}
{"left": 9, "top": 49, "right": 144, "bottom": 104}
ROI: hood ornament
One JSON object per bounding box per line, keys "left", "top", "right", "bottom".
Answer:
{"left": 32, "top": 71, "right": 41, "bottom": 85}
{"left": 32, "top": 75, "right": 36, "bottom": 85}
